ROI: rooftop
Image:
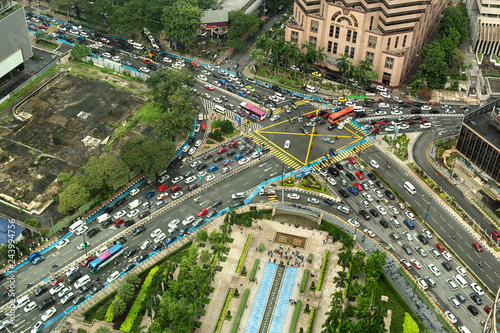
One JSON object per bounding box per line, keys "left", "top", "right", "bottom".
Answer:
{"left": 201, "top": 9, "right": 228, "bottom": 24}
{"left": 465, "top": 108, "right": 500, "bottom": 150}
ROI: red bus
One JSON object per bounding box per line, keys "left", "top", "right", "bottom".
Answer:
{"left": 328, "top": 107, "right": 354, "bottom": 124}
{"left": 240, "top": 102, "right": 266, "bottom": 121}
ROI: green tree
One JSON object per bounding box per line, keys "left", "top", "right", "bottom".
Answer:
{"left": 94, "top": 327, "right": 111, "bottom": 333}
{"left": 147, "top": 69, "right": 193, "bottom": 110}
{"left": 52, "top": 0, "right": 77, "bottom": 18}
{"left": 420, "top": 40, "right": 448, "bottom": 89}
{"left": 364, "top": 250, "right": 386, "bottom": 280}
{"left": 71, "top": 43, "right": 89, "bottom": 61}
{"left": 107, "top": 1, "right": 144, "bottom": 37}
{"left": 124, "top": 274, "right": 141, "bottom": 290}
{"left": 250, "top": 48, "right": 265, "bottom": 69}
{"left": 438, "top": 5, "right": 470, "bottom": 44}
{"left": 197, "top": 229, "right": 208, "bottom": 242}
{"left": 162, "top": 0, "right": 202, "bottom": 50}
{"left": 227, "top": 11, "right": 261, "bottom": 42}
{"left": 337, "top": 249, "right": 352, "bottom": 271}
{"left": 402, "top": 312, "right": 419, "bottom": 333}
{"left": 208, "top": 230, "right": 221, "bottom": 245}
{"left": 117, "top": 282, "right": 135, "bottom": 302}
{"left": 351, "top": 251, "right": 366, "bottom": 277}
{"left": 336, "top": 54, "right": 349, "bottom": 85}
{"left": 23, "top": 218, "right": 39, "bottom": 228}
{"left": 110, "top": 297, "right": 127, "bottom": 316}
{"left": 333, "top": 271, "right": 348, "bottom": 288}
{"left": 82, "top": 155, "right": 129, "bottom": 190}
{"left": 57, "top": 181, "right": 91, "bottom": 214}
{"left": 200, "top": 249, "right": 211, "bottom": 263}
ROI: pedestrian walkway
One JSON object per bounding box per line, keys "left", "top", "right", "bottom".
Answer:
{"left": 244, "top": 262, "right": 278, "bottom": 333}
{"left": 268, "top": 267, "right": 298, "bottom": 332}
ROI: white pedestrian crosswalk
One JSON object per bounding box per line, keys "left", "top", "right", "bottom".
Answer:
{"left": 199, "top": 98, "right": 262, "bottom": 131}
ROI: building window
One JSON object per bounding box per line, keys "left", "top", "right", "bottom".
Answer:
{"left": 350, "top": 47, "right": 355, "bottom": 58}
{"left": 385, "top": 57, "right": 394, "bottom": 69}
{"left": 291, "top": 31, "right": 299, "bottom": 43}
{"left": 366, "top": 51, "right": 374, "bottom": 63}
{"left": 402, "top": 35, "right": 407, "bottom": 48}
{"left": 369, "top": 16, "right": 374, "bottom": 30}
{"left": 368, "top": 36, "right": 377, "bottom": 48}
{"left": 353, "top": 31, "right": 357, "bottom": 43}
{"left": 395, "top": 36, "right": 399, "bottom": 49}
{"left": 311, "top": 20, "right": 318, "bottom": 33}
{"left": 346, "top": 29, "right": 352, "bottom": 42}
{"left": 329, "top": 25, "right": 334, "bottom": 37}
{"left": 345, "top": 46, "right": 350, "bottom": 57}
{"left": 327, "top": 41, "right": 332, "bottom": 53}
{"left": 387, "top": 38, "right": 391, "bottom": 51}
{"left": 335, "top": 26, "right": 340, "bottom": 39}
{"left": 310, "top": 36, "right": 317, "bottom": 46}
{"left": 333, "top": 42, "right": 338, "bottom": 54}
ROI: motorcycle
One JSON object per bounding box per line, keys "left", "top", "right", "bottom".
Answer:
{"left": 478, "top": 262, "right": 483, "bottom": 268}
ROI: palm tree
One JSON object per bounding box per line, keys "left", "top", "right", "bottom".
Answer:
{"left": 111, "top": 298, "right": 127, "bottom": 316}
{"left": 300, "top": 41, "right": 315, "bottom": 71}
{"left": 124, "top": 274, "right": 141, "bottom": 290}
{"left": 336, "top": 54, "right": 349, "bottom": 85}
{"left": 357, "top": 58, "right": 374, "bottom": 90}
{"left": 314, "top": 46, "right": 326, "bottom": 67}
{"left": 344, "top": 61, "right": 355, "bottom": 89}
{"left": 333, "top": 271, "right": 348, "bottom": 289}
{"left": 337, "top": 249, "right": 352, "bottom": 271}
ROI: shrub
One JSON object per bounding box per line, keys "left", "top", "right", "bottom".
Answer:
{"left": 307, "top": 254, "right": 313, "bottom": 262}
{"left": 236, "top": 235, "right": 252, "bottom": 273}
{"left": 300, "top": 269, "right": 309, "bottom": 293}
{"left": 231, "top": 289, "right": 250, "bottom": 333}
{"left": 215, "top": 289, "right": 233, "bottom": 332}
{"left": 120, "top": 266, "right": 159, "bottom": 332}
{"left": 259, "top": 243, "right": 264, "bottom": 252}
{"left": 249, "top": 259, "right": 260, "bottom": 281}
{"left": 306, "top": 308, "right": 316, "bottom": 333}
{"left": 289, "top": 300, "right": 302, "bottom": 333}
{"left": 105, "top": 295, "right": 118, "bottom": 322}
{"left": 316, "top": 251, "right": 329, "bottom": 291}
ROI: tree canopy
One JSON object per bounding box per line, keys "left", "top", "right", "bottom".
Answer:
{"left": 162, "top": 0, "right": 202, "bottom": 50}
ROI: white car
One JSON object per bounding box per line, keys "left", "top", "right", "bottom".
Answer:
{"left": 393, "top": 97, "right": 402, "bottom": 103}
{"left": 139, "top": 67, "right": 150, "bottom": 73}
{"left": 49, "top": 284, "right": 65, "bottom": 295}
{"left": 363, "top": 229, "right": 375, "bottom": 238}
{"left": 127, "top": 209, "right": 139, "bottom": 218}
{"left": 362, "top": 192, "right": 373, "bottom": 202}
{"left": 168, "top": 219, "right": 180, "bottom": 228}
{"left": 58, "top": 287, "right": 71, "bottom": 298}
{"left": 238, "top": 158, "right": 250, "bottom": 165}
{"left": 284, "top": 140, "right": 291, "bottom": 149}
{"left": 405, "top": 211, "right": 415, "bottom": 220}
{"left": 157, "top": 193, "right": 168, "bottom": 200}
{"left": 378, "top": 103, "right": 389, "bottom": 108}
{"left": 56, "top": 239, "right": 70, "bottom": 249}
{"left": 376, "top": 85, "right": 387, "bottom": 92}
{"left": 471, "top": 283, "right": 484, "bottom": 295}
{"left": 151, "top": 228, "right": 162, "bottom": 239}
{"left": 114, "top": 210, "right": 126, "bottom": 219}
{"left": 154, "top": 233, "right": 166, "bottom": 243}
{"left": 214, "top": 97, "right": 223, "bottom": 103}
{"left": 251, "top": 151, "right": 262, "bottom": 159}
{"left": 391, "top": 109, "right": 403, "bottom": 115}
{"left": 194, "top": 124, "right": 201, "bottom": 132}
{"left": 168, "top": 225, "right": 178, "bottom": 234}
{"left": 287, "top": 193, "right": 300, "bottom": 200}
{"left": 347, "top": 219, "right": 360, "bottom": 228}
{"left": 206, "top": 175, "right": 215, "bottom": 181}
{"left": 360, "top": 200, "right": 370, "bottom": 208}
{"left": 380, "top": 92, "right": 391, "bottom": 99}
{"left": 319, "top": 169, "right": 327, "bottom": 177}
{"left": 182, "top": 145, "right": 190, "bottom": 153}
{"left": 376, "top": 206, "right": 387, "bottom": 215}
{"left": 65, "top": 266, "right": 79, "bottom": 277}
{"left": 327, "top": 177, "right": 337, "bottom": 186}
{"left": 185, "top": 176, "right": 196, "bottom": 184}
{"left": 422, "top": 229, "right": 432, "bottom": 239}
{"left": 421, "top": 105, "right": 431, "bottom": 111}
{"left": 270, "top": 115, "right": 280, "bottom": 121}
{"left": 444, "top": 108, "right": 456, "bottom": 114}
{"left": 102, "top": 52, "right": 111, "bottom": 58}
{"left": 417, "top": 278, "right": 428, "bottom": 290}
{"left": 390, "top": 218, "right": 400, "bottom": 227}
{"left": 373, "top": 189, "right": 384, "bottom": 198}
{"left": 171, "top": 191, "right": 184, "bottom": 200}
{"left": 195, "top": 140, "right": 202, "bottom": 147}
{"left": 31, "top": 321, "right": 44, "bottom": 333}
{"left": 442, "top": 251, "right": 452, "bottom": 261}
{"left": 130, "top": 188, "right": 140, "bottom": 196}
{"left": 112, "top": 56, "right": 120, "bottom": 62}
{"left": 397, "top": 123, "right": 409, "bottom": 130}
{"left": 172, "top": 176, "right": 184, "bottom": 184}
{"left": 182, "top": 215, "right": 195, "bottom": 225}
{"left": 41, "top": 307, "right": 57, "bottom": 321}
{"left": 428, "top": 264, "right": 441, "bottom": 276}
{"left": 388, "top": 206, "right": 399, "bottom": 215}
{"left": 96, "top": 246, "right": 108, "bottom": 256}
{"left": 444, "top": 311, "right": 457, "bottom": 324}
{"left": 61, "top": 292, "right": 74, "bottom": 304}
{"left": 402, "top": 231, "right": 413, "bottom": 241}
{"left": 163, "top": 57, "right": 172, "bottom": 62}
{"left": 307, "top": 197, "right": 319, "bottom": 205}
{"left": 384, "top": 127, "right": 394, "bottom": 132}
{"left": 420, "top": 123, "right": 431, "bottom": 129}
{"left": 370, "top": 160, "right": 379, "bottom": 169}
{"left": 190, "top": 160, "right": 201, "bottom": 168}
{"left": 197, "top": 74, "right": 207, "bottom": 81}
{"left": 74, "top": 225, "right": 88, "bottom": 235}
{"left": 140, "top": 240, "right": 151, "bottom": 250}
{"left": 457, "top": 266, "right": 467, "bottom": 276}
{"left": 24, "top": 301, "right": 37, "bottom": 313}
{"left": 198, "top": 170, "right": 207, "bottom": 177}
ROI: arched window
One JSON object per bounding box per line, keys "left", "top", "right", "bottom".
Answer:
{"left": 338, "top": 17, "right": 352, "bottom": 26}
{"left": 331, "top": 11, "right": 341, "bottom": 21}
{"left": 350, "top": 14, "right": 358, "bottom": 27}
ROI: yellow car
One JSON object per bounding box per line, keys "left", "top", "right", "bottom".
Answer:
{"left": 202, "top": 93, "right": 211, "bottom": 99}
{"left": 311, "top": 71, "right": 322, "bottom": 77}
{"left": 338, "top": 96, "right": 347, "bottom": 102}
{"left": 245, "top": 85, "right": 255, "bottom": 92}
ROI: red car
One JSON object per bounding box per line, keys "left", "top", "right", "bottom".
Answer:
{"left": 353, "top": 183, "right": 363, "bottom": 191}
{"left": 157, "top": 193, "right": 168, "bottom": 201}
{"left": 158, "top": 185, "right": 168, "bottom": 192}
{"left": 472, "top": 241, "right": 483, "bottom": 252}
{"left": 39, "top": 24, "right": 48, "bottom": 30}
{"left": 205, "top": 84, "right": 214, "bottom": 91}
{"left": 218, "top": 147, "right": 227, "bottom": 154}
{"left": 170, "top": 185, "right": 181, "bottom": 193}
{"left": 81, "top": 256, "right": 95, "bottom": 267}
{"left": 101, "top": 38, "right": 110, "bottom": 44}
{"left": 50, "top": 276, "right": 64, "bottom": 286}
{"left": 115, "top": 218, "right": 124, "bottom": 226}
{"left": 201, "top": 124, "right": 206, "bottom": 131}
{"left": 229, "top": 141, "right": 238, "bottom": 148}
{"left": 347, "top": 157, "right": 357, "bottom": 164}
{"left": 223, "top": 159, "right": 234, "bottom": 166}
{"left": 419, "top": 119, "right": 428, "bottom": 124}
{"left": 306, "top": 113, "right": 316, "bottom": 119}
{"left": 484, "top": 306, "right": 492, "bottom": 314}
{"left": 241, "top": 88, "right": 250, "bottom": 95}
{"left": 197, "top": 208, "right": 208, "bottom": 217}
{"left": 322, "top": 113, "right": 330, "bottom": 119}
{"left": 143, "top": 59, "right": 152, "bottom": 64}
{"left": 355, "top": 172, "right": 364, "bottom": 180}
{"left": 406, "top": 120, "right": 416, "bottom": 125}
{"left": 435, "top": 243, "right": 445, "bottom": 252}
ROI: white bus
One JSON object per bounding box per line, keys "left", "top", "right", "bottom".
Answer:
{"left": 213, "top": 105, "right": 226, "bottom": 114}
{"left": 404, "top": 181, "right": 416, "bottom": 195}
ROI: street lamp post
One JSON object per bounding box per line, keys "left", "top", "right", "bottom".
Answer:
{"left": 423, "top": 195, "right": 432, "bottom": 223}
{"left": 83, "top": 233, "right": 88, "bottom": 256}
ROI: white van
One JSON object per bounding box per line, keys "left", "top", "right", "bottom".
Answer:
{"left": 231, "top": 192, "right": 245, "bottom": 200}
{"left": 353, "top": 106, "right": 365, "bottom": 112}
{"left": 96, "top": 214, "right": 110, "bottom": 224}
{"left": 303, "top": 84, "right": 317, "bottom": 93}
{"left": 69, "top": 220, "right": 85, "bottom": 233}
{"left": 74, "top": 275, "right": 91, "bottom": 289}
{"left": 128, "top": 199, "right": 141, "bottom": 210}
{"left": 449, "top": 297, "right": 461, "bottom": 308}
{"left": 458, "top": 326, "right": 471, "bottom": 333}
{"left": 198, "top": 113, "right": 204, "bottom": 121}
{"left": 404, "top": 181, "right": 416, "bottom": 195}
{"left": 213, "top": 105, "right": 226, "bottom": 114}
{"left": 453, "top": 274, "right": 468, "bottom": 288}
{"left": 14, "top": 295, "right": 30, "bottom": 309}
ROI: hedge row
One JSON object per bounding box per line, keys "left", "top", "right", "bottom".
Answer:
{"left": 105, "top": 295, "right": 119, "bottom": 323}
{"left": 120, "top": 266, "right": 159, "bottom": 332}
{"left": 306, "top": 307, "right": 316, "bottom": 333}
{"left": 249, "top": 259, "right": 260, "bottom": 281}
{"left": 307, "top": 253, "right": 313, "bottom": 262}
{"left": 231, "top": 289, "right": 250, "bottom": 333}
{"left": 215, "top": 288, "right": 233, "bottom": 333}
{"left": 211, "top": 252, "right": 219, "bottom": 269}
{"left": 316, "top": 251, "right": 329, "bottom": 291}
{"left": 258, "top": 243, "right": 264, "bottom": 252}
{"left": 300, "top": 269, "right": 309, "bottom": 293}
{"left": 289, "top": 299, "right": 302, "bottom": 333}
{"left": 236, "top": 235, "right": 252, "bottom": 273}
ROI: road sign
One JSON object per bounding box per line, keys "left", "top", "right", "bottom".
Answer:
{"left": 303, "top": 167, "right": 313, "bottom": 176}
{"left": 294, "top": 172, "right": 304, "bottom": 179}
{"left": 234, "top": 114, "right": 241, "bottom": 124}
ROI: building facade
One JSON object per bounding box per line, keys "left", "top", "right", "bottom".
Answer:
{"left": 285, "top": 0, "right": 447, "bottom": 88}
{"left": 0, "top": 0, "right": 32, "bottom": 81}
{"left": 468, "top": 0, "right": 500, "bottom": 55}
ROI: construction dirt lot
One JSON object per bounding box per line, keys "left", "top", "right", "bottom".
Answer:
{"left": 0, "top": 71, "right": 145, "bottom": 215}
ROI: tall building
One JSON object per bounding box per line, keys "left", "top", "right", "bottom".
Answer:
{"left": 468, "top": 0, "right": 500, "bottom": 55}
{"left": 456, "top": 99, "right": 500, "bottom": 189}
{"left": 285, "top": 0, "right": 447, "bottom": 88}
{"left": 0, "top": 0, "right": 33, "bottom": 82}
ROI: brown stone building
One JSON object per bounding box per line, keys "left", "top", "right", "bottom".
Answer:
{"left": 285, "top": 0, "right": 448, "bottom": 88}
